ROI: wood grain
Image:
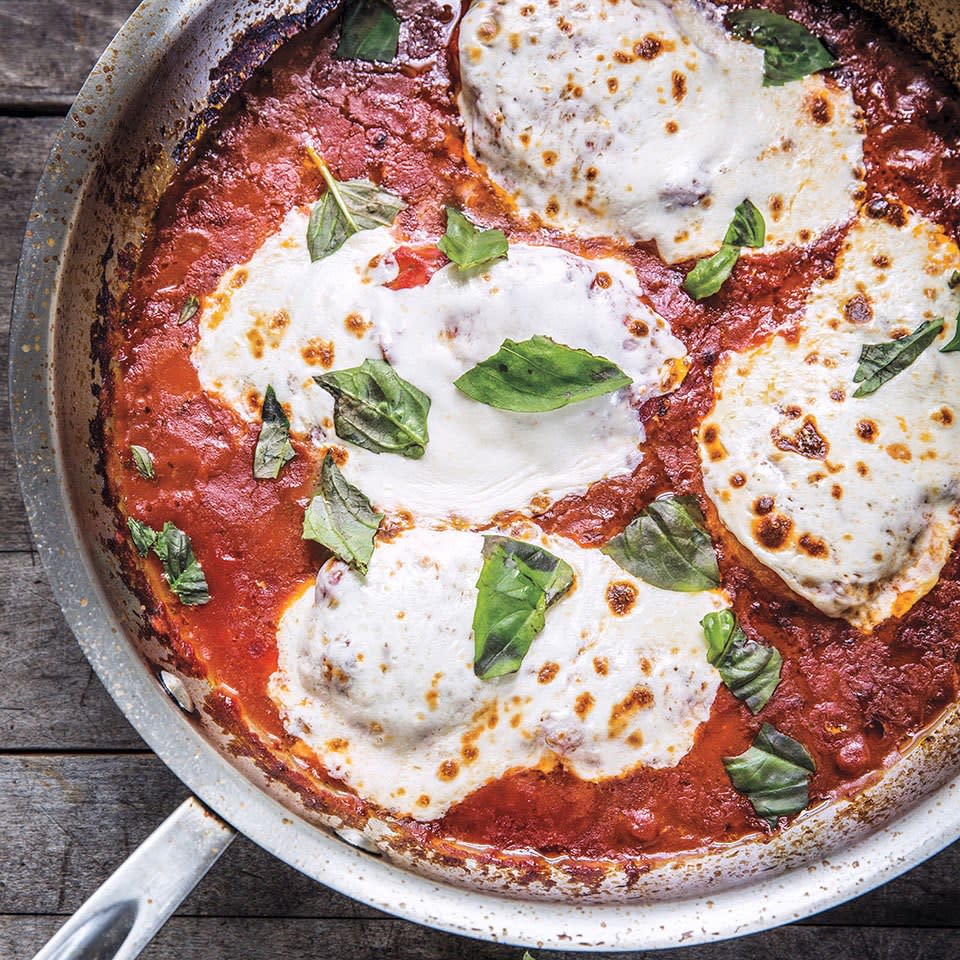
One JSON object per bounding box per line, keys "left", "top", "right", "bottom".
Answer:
{"left": 1, "top": 1, "right": 960, "bottom": 957}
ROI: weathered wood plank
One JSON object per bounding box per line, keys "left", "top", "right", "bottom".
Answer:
{"left": 3, "top": 916, "right": 959, "bottom": 960}
{"left": 0, "top": 553, "right": 144, "bottom": 749}
{"left": 2, "top": 755, "right": 958, "bottom": 926}
{"left": 0, "top": 0, "right": 137, "bottom": 111}
{"left": 1, "top": 115, "right": 63, "bottom": 554}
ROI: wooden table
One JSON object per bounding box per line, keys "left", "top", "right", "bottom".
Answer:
{"left": 1, "top": 3, "right": 958, "bottom": 957}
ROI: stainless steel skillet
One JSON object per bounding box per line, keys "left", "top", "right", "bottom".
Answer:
{"left": 9, "top": 1, "right": 960, "bottom": 957}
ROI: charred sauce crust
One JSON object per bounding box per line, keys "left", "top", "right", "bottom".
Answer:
{"left": 98, "top": 0, "right": 960, "bottom": 865}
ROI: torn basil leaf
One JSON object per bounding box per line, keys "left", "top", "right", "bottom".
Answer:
{"left": 178, "top": 295, "right": 200, "bottom": 325}
{"left": 940, "top": 312, "right": 960, "bottom": 354}
{"left": 853, "top": 318, "right": 944, "bottom": 396}
{"left": 335, "top": 0, "right": 400, "bottom": 63}
{"left": 302, "top": 453, "right": 384, "bottom": 575}
{"left": 724, "top": 723, "right": 815, "bottom": 827}
{"left": 724, "top": 199, "right": 766, "bottom": 248}
{"left": 151, "top": 522, "right": 211, "bottom": 606}
{"left": 437, "top": 206, "right": 508, "bottom": 271}
{"left": 473, "top": 537, "right": 574, "bottom": 680}
{"left": 728, "top": 9, "right": 837, "bottom": 87}
{"left": 315, "top": 359, "right": 430, "bottom": 459}
{"left": 601, "top": 496, "right": 719, "bottom": 592}
{"left": 253, "top": 385, "right": 295, "bottom": 480}
{"left": 701, "top": 609, "right": 782, "bottom": 714}
{"left": 305, "top": 146, "right": 406, "bottom": 261}
{"left": 949, "top": 270, "right": 960, "bottom": 290}
{"left": 454, "top": 335, "right": 631, "bottom": 413}
{"left": 130, "top": 445, "right": 155, "bottom": 480}
{"left": 683, "top": 243, "right": 741, "bottom": 301}
{"left": 127, "top": 517, "right": 157, "bottom": 557}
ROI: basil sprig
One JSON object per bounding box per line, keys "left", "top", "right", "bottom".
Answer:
{"left": 683, "top": 200, "right": 765, "bottom": 300}
{"left": 701, "top": 609, "right": 782, "bottom": 714}
{"left": 130, "top": 445, "right": 155, "bottom": 480}
{"left": 305, "top": 146, "right": 405, "bottom": 261}
{"left": 454, "top": 335, "right": 631, "bottom": 413}
{"left": 472, "top": 537, "right": 574, "bottom": 680}
{"left": 853, "top": 318, "right": 944, "bottom": 397}
{"left": 601, "top": 496, "right": 719, "bottom": 592}
{"left": 437, "top": 206, "right": 508, "bottom": 271}
{"left": 335, "top": 0, "right": 400, "bottom": 63}
{"left": 253, "top": 385, "right": 295, "bottom": 479}
{"left": 315, "top": 359, "right": 431, "bottom": 458}
{"left": 178, "top": 295, "right": 200, "bottom": 325}
{"left": 126, "top": 518, "right": 211, "bottom": 606}
{"left": 302, "top": 453, "right": 384, "bottom": 575}
{"left": 728, "top": 10, "right": 836, "bottom": 87}
{"left": 724, "top": 723, "right": 815, "bottom": 826}
{"left": 939, "top": 312, "right": 960, "bottom": 353}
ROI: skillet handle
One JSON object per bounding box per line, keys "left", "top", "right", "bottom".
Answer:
{"left": 30, "top": 796, "right": 237, "bottom": 960}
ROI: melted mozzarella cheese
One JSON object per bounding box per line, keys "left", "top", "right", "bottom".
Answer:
{"left": 458, "top": 0, "right": 864, "bottom": 263}
{"left": 271, "top": 523, "right": 725, "bottom": 820}
{"left": 699, "top": 208, "right": 960, "bottom": 629}
{"left": 193, "top": 209, "right": 686, "bottom": 522}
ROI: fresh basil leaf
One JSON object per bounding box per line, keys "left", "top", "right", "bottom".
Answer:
{"left": 334, "top": 0, "right": 400, "bottom": 62}
{"left": 178, "top": 295, "right": 200, "bottom": 325}
{"left": 601, "top": 496, "right": 719, "bottom": 592}
{"left": 130, "top": 445, "right": 155, "bottom": 480}
{"left": 940, "top": 312, "right": 960, "bottom": 354}
{"left": 949, "top": 270, "right": 960, "bottom": 290}
{"left": 724, "top": 723, "right": 815, "bottom": 826}
{"left": 683, "top": 243, "right": 741, "bottom": 300}
{"left": 472, "top": 536, "right": 574, "bottom": 680}
{"left": 454, "top": 335, "right": 631, "bottom": 413}
{"left": 152, "top": 522, "right": 211, "bottom": 606}
{"left": 305, "top": 147, "right": 405, "bottom": 261}
{"left": 253, "top": 385, "right": 296, "bottom": 479}
{"left": 728, "top": 9, "right": 837, "bottom": 87}
{"left": 437, "top": 206, "right": 508, "bottom": 271}
{"left": 127, "top": 517, "right": 157, "bottom": 557}
{"left": 853, "top": 318, "right": 944, "bottom": 397}
{"left": 724, "top": 199, "right": 766, "bottom": 248}
{"left": 701, "top": 609, "right": 782, "bottom": 714}
{"left": 315, "top": 359, "right": 431, "bottom": 458}
{"left": 302, "top": 453, "right": 384, "bottom": 575}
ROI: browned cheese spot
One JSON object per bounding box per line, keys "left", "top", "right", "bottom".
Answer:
{"left": 671, "top": 70, "right": 687, "bottom": 102}
{"left": 886, "top": 443, "right": 912, "bottom": 462}
{"left": 538, "top": 661, "right": 560, "bottom": 684}
{"left": 301, "top": 337, "right": 335, "bottom": 368}
{"left": 830, "top": 387, "right": 846, "bottom": 403}
{"left": 437, "top": 759, "right": 460, "bottom": 782}
{"left": 345, "top": 312, "right": 372, "bottom": 338}
{"left": 665, "top": 120, "right": 679, "bottom": 134}
{"left": 807, "top": 92, "right": 833, "bottom": 125}
{"left": 865, "top": 196, "right": 907, "bottom": 227}
{"left": 932, "top": 406, "right": 954, "bottom": 426}
{"left": 701, "top": 423, "right": 727, "bottom": 462}
{"left": 635, "top": 34, "right": 670, "bottom": 59}
{"left": 542, "top": 150, "right": 558, "bottom": 167}
{"left": 593, "top": 656, "right": 609, "bottom": 676}
{"left": 628, "top": 317, "right": 650, "bottom": 336}
{"left": 856, "top": 460, "right": 869, "bottom": 477}
{"left": 575, "top": 692, "right": 596, "bottom": 718}
{"left": 545, "top": 197, "right": 561, "bottom": 216}
{"left": 843, "top": 293, "right": 874, "bottom": 325}
{"left": 585, "top": 165, "right": 599, "bottom": 182}
{"left": 230, "top": 269, "right": 248, "bottom": 289}
{"left": 417, "top": 794, "right": 431, "bottom": 807}
{"left": 326, "top": 737, "right": 349, "bottom": 752}
{"left": 593, "top": 270, "right": 612, "bottom": 289}
{"left": 626, "top": 731, "right": 645, "bottom": 748}
{"left": 753, "top": 495, "right": 775, "bottom": 516}
{"left": 606, "top": 580, "right": 639, "bottom": 616}
{"left": 753, "top": 512, "right": 793, "bottom": 550}
{"left": 607, "top": 76, "right": 619, "bottom": 93}
{"left": 872, "top": 254, "right": 891, "bottom": 269}
{"left": 730, "top": 472, "right": 746, "bottom": 488}
{"left": 856, "top": 419, "right": 879, "bottom": 442}
{"left": 609, "top": 685, "right": 654, "bottom": 738}
{"left": 772, "top": 416, "right": 829, "bottom": 460}
{"left": 246, "top": 328, "right": 265, "bottom": 359}
{"left": 519, "top": 131, "right": 531, "bottom": 148}
{"left": 831, "top": 483, "right": 843, "bottom": 500}
{"left": 798, "top": 534, "right": 829, "bottom": 558}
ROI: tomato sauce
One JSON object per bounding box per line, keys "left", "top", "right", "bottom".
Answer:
{"left": 102, "top": 0, "right": 960, "bottom": 861}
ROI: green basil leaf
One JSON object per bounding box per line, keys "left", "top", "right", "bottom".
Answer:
{"left": 306, "top": 147, "right": 406, "bottom": 261}
{"left": 940, "top": 312, "right": 960, "bottom": 353}
{"left": 728, "top": 9, "right": 837, "bottom": 87}
{"left": 437, "top": 206, "right": 509, "bottom": 271}
{"left": 130, "top": 445, "right": 155, "bottom": 480}
{"left": 701, "top": 609, "right": 782, "bottom": 714}
{"left": 853, "top": 318, "right": 944, "bottom": 396}
{"left": 724, "top": 199, "right": 766, "bottom": 248}
{"left": 127, "top": 517, "right": 157, "bottom": 557}
{"left": 948, "top": 270, "right": 960, "bottom": 290}
{"left": 601, "top": 496, "right": 719, "bottom": 592}
{"left": 302, "top": 453, "right": 384, "bottom": 575}
{"left": 723, "top": 723, "right": 815, "bottom": 827}
{"left": 454, "top": 335, "right": 631, "bottom": 413}
{"left": 253, "top": 385, "right": 296, "bottom": 479}
{"left": 152, "top": 522, "right": 211, "bottom": 606}
{"left": 683, "top": 243, "right": 741, "bottom": 300}
{"left": 473, "top": 536, "right": 574, "bottom": 680}
{"left": 315, "top": 359, "right": 431, "bottom": 458}
{"left": 178, "top": 295, "right": 200, "bottom": 325}
{"left": 334, "top": 0, "right": 400, "bottom": 62}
